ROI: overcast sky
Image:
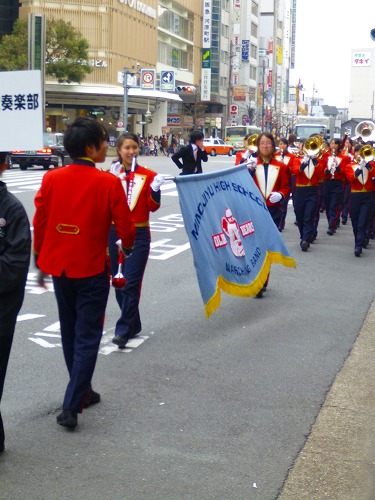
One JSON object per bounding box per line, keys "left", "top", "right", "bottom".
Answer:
{"left": 290, "top": 0, "right": 375, "bottom": 108}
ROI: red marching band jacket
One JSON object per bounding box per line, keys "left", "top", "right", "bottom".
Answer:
{"left": 291, "top": 156, "right": 325, "bottom": 187}
{"left": 251, "top": 156, "right": 290, "bottom": 206}
{"left": 117, "top": 164, "right": 160, "bottom": 225}
{"left": 33, "top": 161, "right": 136, "bottom": 278}
{"left": 344, "top": 159, "right": 375, "bottom": 192}
{"left": 321, "top": 152, "right": 351, "bottom": 181}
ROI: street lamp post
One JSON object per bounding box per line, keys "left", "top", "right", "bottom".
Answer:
{"left": 311, "top": 84, "right": 318, "bottom": 115}
{"left": 122, "top": 68, "right": 129, "bottom": 132}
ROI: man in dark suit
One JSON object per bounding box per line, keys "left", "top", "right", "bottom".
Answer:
{"left": 171, "top": 130, "right": 208, "bottom": 175}
{"left": 0, "top": 152, "right": 31, "bottom": 453}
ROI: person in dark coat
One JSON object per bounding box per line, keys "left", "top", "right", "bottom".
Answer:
{"left": 171, "top": 130, "right": 208, "bottom": 175}
{"left": 0, "top": 152, "right": 31, "bottom": 453}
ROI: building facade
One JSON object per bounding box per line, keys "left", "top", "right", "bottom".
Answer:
{"left": 349, "top": 48, "right": 375, "bottom": 121}
{"left": 18, "top": 0, "right": 205, "bottom": 138}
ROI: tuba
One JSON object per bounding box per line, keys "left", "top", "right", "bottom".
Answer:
{"left": 246, "top": 134, "right": 258, "bottom": 153}
{"left": 355, "top": 121, "right": 375, "bottom": 140}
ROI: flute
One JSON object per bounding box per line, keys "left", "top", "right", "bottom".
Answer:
{"left": 127, "top": 154, "right": 137, "bottom": 206}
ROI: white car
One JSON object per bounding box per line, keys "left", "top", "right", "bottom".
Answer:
{"left": 203, "top": 138, "right": 234, "bottom": 157}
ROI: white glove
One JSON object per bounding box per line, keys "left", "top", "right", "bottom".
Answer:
{"left": 151, "top": 174, "right": 165, "bottom": 192}
{"left": 302, "top": 156, "right": 310, "bottom": 164}
{"left": 358, "top": 158, "right": 366, "bottom": 168}
{"left": 246, "top": 157, "right": 257, "bottom": 169}
{"left": 269, "top": 192, "right": 282, "bottom": 203}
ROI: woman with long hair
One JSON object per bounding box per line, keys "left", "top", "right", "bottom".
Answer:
{"left": 108, "top": 133, "right": 164, "bottom": 348}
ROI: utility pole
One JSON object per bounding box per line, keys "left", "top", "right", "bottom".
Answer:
{"left": 261, "top": 59, "right": 266, "bottom": 131}
{"left": 122, "top": 68, "right": 129, "bottom": 132}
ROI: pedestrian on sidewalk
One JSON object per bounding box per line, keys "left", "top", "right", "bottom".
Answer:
{"left": 0, "top": 152, "right": 31, "bottom": 452}
{"left": 33, "top": 117, "right": 136, "bottom": 430}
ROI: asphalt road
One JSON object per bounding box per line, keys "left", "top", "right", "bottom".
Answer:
{"left": 1, "top": 155, "right": 374, "bottom": 499}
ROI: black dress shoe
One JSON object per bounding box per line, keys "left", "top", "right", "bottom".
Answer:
{"left": 327, "top": 228, "right": 334, "bottom": 235}
{"left": 112, "top": 335, "right": 128, "bottom": 348}
{"left": 354, "top": 247, "right": 362, "bottom": 257}
{"left": 56, "top": 410, "right": 78, "bottom": 429}
{"left": 84, "top": 390, "right": 101, "bottom": 408}
{"left": 301, "top": 240, "right": 309, "bottom": 252}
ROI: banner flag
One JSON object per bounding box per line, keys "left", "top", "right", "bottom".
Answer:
{"left": 174, "top": 165, "right": 296, "bottom": 318}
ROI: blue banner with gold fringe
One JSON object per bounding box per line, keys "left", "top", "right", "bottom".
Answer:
{"left": 174, "top": 164, "right": 296, "bottom": 318}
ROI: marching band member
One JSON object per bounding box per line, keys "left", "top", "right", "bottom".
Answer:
{"left": 247, "top": 133, "right": 290, "bottom": 297}
{"left": 33, "top": 117, "right": 136, "bottom": 429}
{"left": 275, "top": 138, "right": 297, "bottom": 231}
{"left": 109, "top": 133, "right": 164, "bottom": 348}
{"left": 344, "top": 144, "right": 375, "bottom": 257}
{"left": 322, "top": 139, "right": 350, "bottom": 235}
{"left": 291, "top": 138, "right": 324, "bottom": 251}
{"left": 234, "top": 133, "right": 258, "bottom": 166}
{"left": 341, "top": 136, "right": 354, "bottom": 225}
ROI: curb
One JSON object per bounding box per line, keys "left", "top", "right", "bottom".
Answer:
{"left": 278, "top": 300, "right": 375, "bottom": 499}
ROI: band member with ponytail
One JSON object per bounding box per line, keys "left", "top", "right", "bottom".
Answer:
{"left": 344, "top": 144, "right": 375, "bottom": 257}
{"left": 322, "top": 139, "right": 350, "bottom": 235}
{"left": 247, "top": 133, "right": 290, "bottom": 297}
{"left": 341, "top": 136, "right": 354, "bottom": 225}
{"left": 109, "top": 133, "right": 164, "bottom": 348}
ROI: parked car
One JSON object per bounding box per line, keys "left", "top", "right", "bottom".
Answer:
{"left": 203, "top": 138, "right": 234, "bottom": 157}
{"left": 9, "top": 132, "right": 71, "bottom": 170}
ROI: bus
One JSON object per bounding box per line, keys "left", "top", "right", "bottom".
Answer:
{"left": 224, "top": 125, "right": 262, "bottom": 151}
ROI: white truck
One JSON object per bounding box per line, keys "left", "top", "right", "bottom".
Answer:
{"left": 294, "top": 116, "right": 331, "bottom": 142}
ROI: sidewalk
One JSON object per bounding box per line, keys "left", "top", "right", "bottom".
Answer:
{"left": 278, "top": 300, "right": 375, "bottom": 499}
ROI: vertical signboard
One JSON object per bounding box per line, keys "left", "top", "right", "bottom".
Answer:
{"left": 202, "top": 1, "right": 212, "bottom": 101}
{"left": 0, "top": 70, "right": 44, "bottom": 150}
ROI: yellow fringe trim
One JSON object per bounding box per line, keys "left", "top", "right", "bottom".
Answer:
{"left": 204, "top": 251, "right": 296, "bottom": 319}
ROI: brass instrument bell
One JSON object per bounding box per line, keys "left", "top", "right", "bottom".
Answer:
{"left": 358, "top": 144, "right": 375, "bottom": 163}
{"left": 246, "top": 134, "right": 258, "bottom": 153}
{"left": 355, "top": 121, "right": 375, "bottom": 140}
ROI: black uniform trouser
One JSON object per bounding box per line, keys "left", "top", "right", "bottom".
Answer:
{"left": 52, "top": 271, "right": 109, "bottom": 412}
{"left": 0, "top": 282, "right": 26, "bottom": 447}
{"left": 294, "top": 186, "right": 319, "bottom": 242}
{"left": 108, "top": 225, "right": 150, "bottom": 342}
{"left": 350, "top": 192, "right": 374, "bottom": 249}
{"left": 324, "top": 179, "right": 344, "bottom": 229}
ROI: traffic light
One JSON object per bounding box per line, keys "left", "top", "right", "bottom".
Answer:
{"left": 176, "top": 86, "right": 196, "bottom": 92}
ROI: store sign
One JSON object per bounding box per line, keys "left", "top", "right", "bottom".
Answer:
{"left": 167, "top": 115, "right": 181, "bottom": 125}
{"left": 230, "top": 105, "right": 238, "bottom": 116}
{"left": 202, "top": 0, "right": 212, "bottom": 48}
{"left": 241, "top": 40, "right": 249, "bottom": 61}
{"left": 352, "top": 51, "right": 371, "bottom": 67}
{"left": 201, "top": 68, "right": 211, "bottom": 101}
{"left": 0, "top": 70, "right": 43, "bottom": 150}
{"left": 233, "top": 87, "right": 246, "bottom": 101}
{"left": 117, "top": 0, "right": 156, "bottom": 19}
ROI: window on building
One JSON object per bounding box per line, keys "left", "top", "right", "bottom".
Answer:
{"left": 251, "top": 44, "right": 257, "bottom": 60}
{"left": 251, "top": 1, "right": 258, "bottom": 16}
{"left": 158, "top": 42, "right": 193, "bottom": 71}
{"left": 222, "top": 24, "right": 229, "bottom": 38}
{"left": 158, "top": 4, "right": 194, "bottom": 42}
{"left": 251, "top": 22, "right": 257, "bottom": 38}
{"left": 250, "top": 66, "right": 257, "bottom": 81}
{"left": 220, "top": 50, "right": 229, "bottom": 64}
